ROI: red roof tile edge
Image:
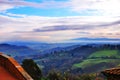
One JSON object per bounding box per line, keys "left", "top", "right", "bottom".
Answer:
{"left": 0, "top": 53, "right": 33, "bottom": 80}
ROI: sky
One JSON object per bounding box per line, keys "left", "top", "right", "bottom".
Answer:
{"left": 0, "top": 0, "right": 120, "bottom": 43}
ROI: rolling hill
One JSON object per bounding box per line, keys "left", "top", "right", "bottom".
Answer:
{"left": 0, "top": 42, "right": 120, "bottom": 75}
{"left": 88, "top": 50, "right": 119, "bottom": 58}
{"left": 73, "top": 49, "right": 120, "bottom": 73}
{"left": 0, "top": 43, "right": 41, "bottom": 57}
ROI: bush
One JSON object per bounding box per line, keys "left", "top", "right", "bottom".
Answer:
{"left": 22, "top": 59, "right": 42, "bottom": 80}
{"left": 47, "top": 70, "right": 62, "bottom": 80}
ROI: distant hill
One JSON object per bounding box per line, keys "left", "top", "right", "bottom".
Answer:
{"left": 0, "top": 43, "right": 41, "bottom": 57}
{"left": 1, "top": 42, "right": 120, "bottom": 75}
{"left": 5, "top": 41, "right": 78, "bottom": 51}
{"left": 72, "top": 37, "right": 120, "bottom": 42}
{"left": 73, "top": 37, "right": 120, "bottom": 41}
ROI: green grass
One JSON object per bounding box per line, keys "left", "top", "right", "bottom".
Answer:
{"left": 73, "top": 50, "right": 120, "bottom": 68}
{"left": 89, "top": 50, "right": 119, "bottom": 58}
{"left": 73, "top": 59, "right": 119, "bottom": 68}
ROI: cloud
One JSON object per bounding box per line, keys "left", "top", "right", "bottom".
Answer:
{"left": 0, "top": 16, "right": 12, "bottom": 23}
{"left": 33, "top": 25, "right": 93, "bottom": 32}
{"left": 98, "top": 20, "right": 120, "bottom": 27}
{"left": 33, "top": 19, "right": 120, "bottom": 32}
{"left": 0, "top": 13, "right": 120, "bottom": 42}
{"left": 0, "top": 0, "right": 120, "bottom": 17}
{"left": 69, "top": 0, "right": 120, "bottom": 16}
{"left": 0, "top": 0, "right": 68, "bottom": 12}
{"left": 78, "top": 32, "right": 90, "bottom": 34}
{"left": 0, "top": 0, "right": 120, "bottom": 42}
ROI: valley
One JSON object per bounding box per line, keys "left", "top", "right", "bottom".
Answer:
{"left": 0, "top": 42, "right": 120, "bottom": 76}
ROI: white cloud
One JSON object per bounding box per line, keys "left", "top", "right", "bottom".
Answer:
{"left": 0, "top": 0, "right": 68, "bottom": 12}
{"left": 0, "top": 0, "right": 120, "bottom": 17}
{"left": 0, "top": 0, "right": 120, "bottom": 42}
{"left": 69, "top": 0, "right": 120, "bottom": 16}
{"left": 0, "top": 13, "right": 120, "bottom": 42}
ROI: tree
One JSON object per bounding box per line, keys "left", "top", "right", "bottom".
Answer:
{"left": 47, "top": 70, "right": 62, "bottom": 80}
{"left": 22, "top": 59, "right": 42, "bottom": 80}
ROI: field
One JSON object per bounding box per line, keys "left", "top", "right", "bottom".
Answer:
{"left": 89, "top": 50, "right": 119, "bottom": 58}
{"left": 73, "top": 50, "right": 120, "bottom": 69}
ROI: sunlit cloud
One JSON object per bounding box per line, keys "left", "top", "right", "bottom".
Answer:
{"left": 69, "top": 0, "right": 120, "bottom": 16}
{"left": 0, "top": 0, "right": 68, "bottom": 12}
{"left": 0, "top": 13, "right": 119, "bottom": 42}
{"left": 1, "top": 0, "right": 120, "bottom": 17}
{"left": 0, "top": 0, "right": 120, "bottom": 42}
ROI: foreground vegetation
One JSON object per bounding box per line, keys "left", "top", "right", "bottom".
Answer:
{"left": 21, "top": 44, "right": 120, "bottom": 80}
{"left": 22, "top": 59, "right": 104, "bottom": 80}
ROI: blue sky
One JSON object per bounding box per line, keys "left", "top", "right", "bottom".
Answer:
{"left": 6, "top": 0, "right": 96, "bottom": 17}
{"left": 0, "top": 0, "right": 120, "bottom": 43}
{"left": 7, "top": 7, "right": 82, "bottom": 17}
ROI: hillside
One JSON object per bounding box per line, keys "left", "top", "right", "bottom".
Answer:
{"left": 0, "top": 43, "right": 41, "bottom": 57}
{"left": 73, "top": 49, "right": 120, "bottom": 73}
{"left": 1, "top": 43, "right": 120, "bottom": 75}
{"left": 34, "top": 45, "right": 98, "bottom": 75}
{"left": 89, "top": 50, "right": 120, "bottom": 58}
{"left": 7, "top": 41, "right": 77, "bottom": 51}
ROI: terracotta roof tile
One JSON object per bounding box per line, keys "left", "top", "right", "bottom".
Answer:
{"left": 102, "top": 67, "right": 120, "bottom": 75}
{"left": 0, "top": 53, "right": 33, "bottom": 80}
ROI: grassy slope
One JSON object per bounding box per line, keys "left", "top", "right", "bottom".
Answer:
{"left": 89, "top": 50, "right": 119, "bottom": 58}
{"left": 73, "top": 59, "right": 120, "bottom": 68}
{"left": 73, "top": 50, "right": 120, "bottom": 68}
